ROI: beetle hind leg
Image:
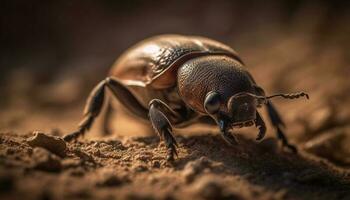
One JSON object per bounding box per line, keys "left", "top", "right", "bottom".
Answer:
{"left": 64, "top": 80, "right": 107, "bottom": 142}
{"left": 266, "top": 101, "right": 297, "bottom": 153}
{"left": 149, "top": 99, "right": 179, "bottom": 161}
{"left": 64, "top": 77, "right": 149, "bottom": 142}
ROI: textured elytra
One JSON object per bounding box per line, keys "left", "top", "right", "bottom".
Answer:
{"left": 109, "top": 34, "right": 241, "bottom": 88}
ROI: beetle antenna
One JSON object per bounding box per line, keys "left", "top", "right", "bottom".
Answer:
{"left": 230, "top": 92, "right": 268, "bottom": 104}
{"left": 267, "top": 92, "right": 309, "bottom": 100}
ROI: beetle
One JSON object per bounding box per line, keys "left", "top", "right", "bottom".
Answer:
{"left": 63, "top": 34, "right": 309, "bottom": 161}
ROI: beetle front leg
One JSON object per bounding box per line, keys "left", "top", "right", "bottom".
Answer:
{"left": 266, "top": 101, "right": 297, "bottom": 153}
{"left": 149, "top": 99, "right": 178, "bottom": 161}
{"left": 255, "top": 111, "right": 266, "bottom": 141}
{"left": 219, "top": 120, "right": 239, "bottom": 146}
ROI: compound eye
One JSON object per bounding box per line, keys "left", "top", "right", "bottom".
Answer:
{"left": 204, "top": 91, "right": 221, "bottom": 114}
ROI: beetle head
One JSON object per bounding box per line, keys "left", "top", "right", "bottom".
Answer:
{"left": 203, "top": 90, "right": 309, "bottom": 131}
{"left": 204, "top": 91, "right": 259, "bottom": 130}
{"left": 177, "top": 55, "right": 309, "bottom": 131}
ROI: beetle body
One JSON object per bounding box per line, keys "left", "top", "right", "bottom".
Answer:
{"left": 64, "top": 34, "right": 309, "bottom": 160}
{"left": 110, "top": 35, "right": 242, "bottom": 113}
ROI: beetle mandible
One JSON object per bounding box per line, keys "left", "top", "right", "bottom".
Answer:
{"left": 64, "top": 34, "right": 309, "bottom": 161}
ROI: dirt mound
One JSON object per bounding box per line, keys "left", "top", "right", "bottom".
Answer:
{"left": 1, "top": 132, "right": 350, "bottom": 200}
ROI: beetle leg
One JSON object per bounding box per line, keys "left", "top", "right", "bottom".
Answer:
{"left": 266, "top": 101, "right": 297, "bottom": 153}
{"left": 64, "top": 80, "right": 107, "bottom": 142}
{"left": 219, "top": 119, "right": 239, "bottom": 146}
{"left": 106, "top": 77, "right": 149, "bottom": 120}
{"left": 149, "top": 99, "right": 179, "bottom": 161}
{"left": 221, "top": 131, "right": 239, "bottom": 146}
{"left": 64, "top": 77, "right": 149, "bottom": 142}
{"left": 255, "top": 111, "right": 266, "bottom": 141}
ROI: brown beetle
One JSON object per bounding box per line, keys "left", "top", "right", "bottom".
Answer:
{"left": 64, "top": 34, "right": 309, "bottom": 160}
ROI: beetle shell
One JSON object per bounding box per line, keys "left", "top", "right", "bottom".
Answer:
{"left": 110, "top": 34, "right": 243, "bottom": 89}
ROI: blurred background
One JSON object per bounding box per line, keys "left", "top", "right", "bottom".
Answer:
{"left": 1, "top": 0, "right": 350, "bottom": 165}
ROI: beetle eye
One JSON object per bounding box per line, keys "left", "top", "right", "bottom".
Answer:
{"left": 204, "top": 91, "right": 221, "bottom": 114}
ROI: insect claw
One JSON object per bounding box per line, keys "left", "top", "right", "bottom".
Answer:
{"left": 63, "top": 130, "right": 81, "bottom": 142}
{"left": 256, "top": 129, "right": 265, "bottom": 141}
{"left": 166, "top": 155, "right": 174, "bottom": 162}
{"left": 166, "top": 145, "right": 177, "bottom": 161}
{"left": 255, "top": 122, "right": 266, "bottom": 141}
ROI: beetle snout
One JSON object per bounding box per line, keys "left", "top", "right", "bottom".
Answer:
{"left": 234, "top": 103, "right": 256, "bottom": 122}
{"left": 227, "top": 95, "right": 257, "bottom": 124}
{"left": 239, "top": 103, "right": 249, "bottom": 112}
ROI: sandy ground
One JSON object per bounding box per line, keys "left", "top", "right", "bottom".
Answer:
{"left": 1, "top": 16, "right": 350, "bottom": 200}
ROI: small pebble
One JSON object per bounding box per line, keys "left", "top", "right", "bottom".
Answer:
{"left": 27, "top": 131, "right": 67, "bottom": 158}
